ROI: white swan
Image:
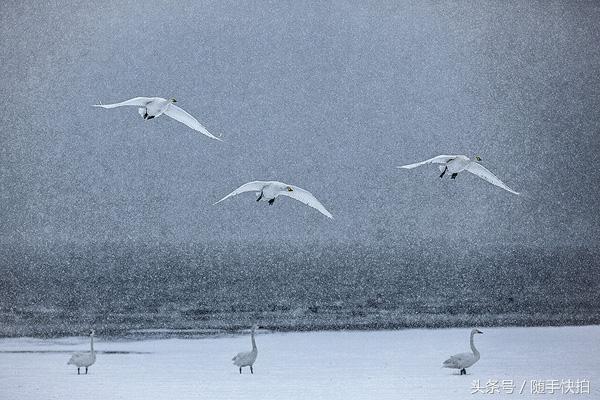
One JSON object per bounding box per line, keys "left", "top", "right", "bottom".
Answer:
{"left": 232, "top": 325, "right": 258, "bottom": 374}
{"left": 442, "top": 328, "right": 483, "bottom": 375}
{"left": 93, "top": 97, "right": 222, "bottom": 141}
{"left": 67, "top": 329, "right": 96, "bottom": 375}
{"left": 215, "top": 181, "right": 333, "bottom": 219}
{"left": 398, "top": 155, "right": 519, "bottom": 195}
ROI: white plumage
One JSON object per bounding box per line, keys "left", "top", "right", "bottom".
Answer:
{"left": 67, "top": 330, "right": 96, "bottom": 375}
{"left": 398, "top": 155, "right": 519, "bottom": 195}
{"left": 93, "top": 97, "right": 221, "bottom": 141}
{"left": 215, "top": 181, "right": 333, "bottom": 219}
{"left": 232, "top": 325, "right": 258, "bottom": 374}
{"left": 442, "top": 328, "right": 483, "bottom": 375}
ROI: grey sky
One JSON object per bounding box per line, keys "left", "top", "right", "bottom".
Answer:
{"left": 1, "top": 0, "right": 599, "bottom": 249}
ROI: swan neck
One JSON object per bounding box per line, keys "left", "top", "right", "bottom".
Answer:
{"left": 251, "top": 330, "right": 256, "bottom": 350}
{"left": 470, "top": 331, "right": 479, "bottom": 358}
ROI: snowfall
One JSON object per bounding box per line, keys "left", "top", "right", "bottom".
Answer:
{"left": 1, "top": 326, "right": 598, "bottom": 400}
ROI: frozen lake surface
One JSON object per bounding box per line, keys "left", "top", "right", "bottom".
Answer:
{"left": 1, "top": 326, "right": 599, "bottom": 399}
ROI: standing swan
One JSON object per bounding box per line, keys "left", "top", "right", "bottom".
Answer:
{"left": 232, "top": 325, "right": 258, "bottom": 374}
{"left": 67, "top": 330, "right": 96, "bottom": 375}
{"left": 442, "top": 329, "right": 483, "bottom": 375}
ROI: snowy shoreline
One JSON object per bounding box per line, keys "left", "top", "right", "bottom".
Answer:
{"left": 2, "top": 311, "right": 600, "bottom": 339}
{"left": 1, "top": 326, "right": 598, "bottom": 399}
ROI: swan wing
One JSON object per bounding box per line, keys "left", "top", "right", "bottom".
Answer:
{"left": 163, "top": 104, "right": 222, "bottom": 141}
{"left": 397, "top": 155, "right": 459, "bottom": 169}
{"left": 68, "top": 352, "right": 94, "bottom": 366}
{"left": 232, "top": 350, "right": 251, "bottom": 365}
{"left": 465, "top": 162, "right": 519, "bottom": 195}
{"left": 279, "top": 186, "right": 333, "bottom": 219}
{"left": 214, "top": 181, "right": 270, "bottom": 205}
{"left": 443, "top": 352, "right": 476, "bottom": 368}
{"left": 67, "top": 352, "right": 84, "bottom": 364}
{"left": 93, "top": 97, "right": 154, "bottom": 108}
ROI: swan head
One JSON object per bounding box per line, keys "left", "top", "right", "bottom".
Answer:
{"left": 471, "top": 328, "right": 483, "bottom": 335}
{"left": 286, "top": 186, "right": 293, "bottom": 192}
{"left": 169, "top": 98, "right": 177, "bottom": 103}
{"left": 251, "top": 324, "right": 259, "bottom": 332}
{"left": 474, "top": 155, "right": 482, "bottom": 162}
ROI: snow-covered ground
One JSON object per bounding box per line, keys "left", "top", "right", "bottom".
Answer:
{"left": 1, "top": 326, "right": 598, "bottom": 399}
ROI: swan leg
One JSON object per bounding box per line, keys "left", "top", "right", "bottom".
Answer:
{"left": 257, "top": 192, "right": 263, "bottom": 202}
{"left": 85, "top": 367, "right": 88, "bottom": 374}
{"left": 239, "top": 367, "right": 242, "bottom": 374}
{"left": 451, "top": 173, "right": 458, "bottom": 180}
{"left": 268, "top": 198, "right": 275, "bottom": 205}
{"left": 250, "top": 366, "right": 253, "bottom": 374}
{"left": 143, "top": 112, "right": 148, "bottom": 119}
{"left": 439, "top": 166, "right": 447, "bottom": 178}
{"left": 77, "top": 367, "right": 80, "bottom": 375}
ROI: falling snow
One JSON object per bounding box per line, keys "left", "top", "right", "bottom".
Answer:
{"left": 0, "top": 2, "right": 599, "bottom": 398}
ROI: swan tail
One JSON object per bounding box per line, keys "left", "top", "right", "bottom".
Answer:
{"left": 442, "top": 358, "right": 454, "bottom": 367}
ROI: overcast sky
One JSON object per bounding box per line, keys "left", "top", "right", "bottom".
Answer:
{"left": 1, "top": 0, "right": 599, "bottom": 249}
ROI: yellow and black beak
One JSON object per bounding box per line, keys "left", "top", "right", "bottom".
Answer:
{"left": 287, "top": 187, "right": 294, "bottom": 192}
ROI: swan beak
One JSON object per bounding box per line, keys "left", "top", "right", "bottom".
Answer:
{"left": 286, "top": 187, "right": 293, "bottom": 192}
{"left": 475, "top": 156, "right": 482, "bottom": 162}
{"left": 476, "top": 329, "right": 483, "bottom": 334}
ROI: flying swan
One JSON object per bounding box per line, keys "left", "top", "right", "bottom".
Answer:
{"left": 232, "top": 325, "right": 259, "bottom": 374}
{"left": 397, "top": 155, "right": 519, "bottom": 195}
{"left": 442, "top": 328, "right": 483, "bottom": 375}
{"left": 93, "top": 97, "right": 222, "bottom": 140}
{"left": 67, "top": 329, "right": 96, "bottom": 375}
{"left": 215, "top": 181, "right": 333, "bottom": 219}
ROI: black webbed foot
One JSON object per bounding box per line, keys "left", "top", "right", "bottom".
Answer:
{"left": 451, "top": 173, "right": 458, "bottom": 179}
{"left": 268, "top": 199, "right": 275, "bottom": 205}
{"left": 439, "top": 166, "right": 448, "bottom": 178}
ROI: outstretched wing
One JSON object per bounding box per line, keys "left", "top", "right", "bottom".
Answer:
{"left": 397, "top": 155, "right": 459, "bottom": 169}
{"left": 92, "top": 97, "right": 154, "bottom": 108}
{"left": 465, "top": 162, "right": 519, "bottom": 195}
{"left": 279, "top": 186, "right": 333, "bottom": 219}
{"left": 214, "top": 181, "right": 270, "bottom": 205}
{"left": 164, "top": 104, "right": 222, "bottom": 141}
